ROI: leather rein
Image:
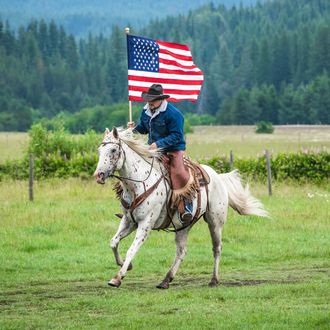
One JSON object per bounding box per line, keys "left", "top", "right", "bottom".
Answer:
{"left": 101, "top": 139, "right": 166, "bottom": 223}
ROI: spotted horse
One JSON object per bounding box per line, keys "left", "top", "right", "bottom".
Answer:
{"left": 93, "top": 127, "right": 268, "bottom": 289}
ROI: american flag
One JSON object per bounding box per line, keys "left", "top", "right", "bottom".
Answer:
{"left": 127, "top": 34, "right": 204, "bottom": 102}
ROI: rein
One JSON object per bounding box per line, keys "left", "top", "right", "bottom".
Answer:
{"left": 103, "top": 138, "right": 166, "bottom": 223}
{"left": 100, "top": 137, "right": 206, "bottom": 232}
{"left": 102, "top": 139, "right": 157, "bottom": 184}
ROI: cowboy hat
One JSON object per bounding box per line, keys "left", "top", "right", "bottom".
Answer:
{"left": 141, "top": 84, "right": 170, "bottom": 102}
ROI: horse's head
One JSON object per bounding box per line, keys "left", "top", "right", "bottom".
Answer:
{"left": 93, "top": 127, "right": 124, "bottom": 184}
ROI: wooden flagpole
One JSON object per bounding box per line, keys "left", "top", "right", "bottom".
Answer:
{"left": 125, "top": 27, "right": 133, "bottom": 123}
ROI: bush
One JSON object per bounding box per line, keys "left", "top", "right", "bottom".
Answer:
{"left": 184, "top": 118, "right": 194, "bottom": 135}
{"left": 204, "top": 151, "right": 329, "bottom": 184}
{"left": 0, "top": 125, "right": 329, "bottom": 183}
{"left": 255, "top": 121, "right": 274, "bottom": 134}
{"left": 185, "top": 113, "right": 217, "bottom": 126}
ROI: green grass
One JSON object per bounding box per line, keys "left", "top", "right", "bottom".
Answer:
{"left": 0, "top": 179, "right": 329, "bottom": 329}
{"left": 0, "top": 132, "right": 28, "bottom": 162}
{"left": 186, "top": 125, "right": 330, "bottom": 159}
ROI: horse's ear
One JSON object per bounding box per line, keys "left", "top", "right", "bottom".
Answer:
{"left": 112, "top": 127, "right": 119, "bottom": 139}
{"left": 104, "top": 128, "right": 110, "bottom": 137}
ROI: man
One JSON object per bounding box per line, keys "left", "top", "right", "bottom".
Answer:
{"left": 128, "top": 84, "right": 193, "bottom": 223}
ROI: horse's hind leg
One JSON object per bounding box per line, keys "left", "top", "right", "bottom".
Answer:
{"left": 157, "top": 228, "right": 189, "bottom": 289}
{"left": 110, "top": 215, "right": 136, "bottom": 270}
{"left": 206, "top": 216, "right": 224, "bottom": 287}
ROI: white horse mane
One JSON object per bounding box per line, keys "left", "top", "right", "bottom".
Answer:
{"left": 117, "top": 128, "right": 162, "bottom": 160}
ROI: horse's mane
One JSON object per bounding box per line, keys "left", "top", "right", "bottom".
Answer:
{"left": 118, "top": 129, "right": 162, "bottom": 160}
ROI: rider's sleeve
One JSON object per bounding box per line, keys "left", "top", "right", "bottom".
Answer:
{"left": 133, "top": 112, "right": 149, "bottom": 134}
{"left": 155, "top": 112, "right": 184, "bottom": 149}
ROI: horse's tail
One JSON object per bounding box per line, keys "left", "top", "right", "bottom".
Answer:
{"left": 219, "top": 170, "right": 269, "bottom": 217}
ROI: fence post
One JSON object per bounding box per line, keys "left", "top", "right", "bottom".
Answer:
{"left": 230, "top": 150, "right": 234, "bottom": 170}
{"left": 29, "top": 153, "right": 34, "bottom": 202}
{"left": 265, "top": 149, "right": 272, "bottom": 196}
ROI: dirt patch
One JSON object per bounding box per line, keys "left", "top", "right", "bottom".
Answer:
{"left": 0, "top": 299, "right": 16, "bottom": 306}
{"left": 221, "top": 279, "right": 270, "bottom": 287}
{"left": 220, "top": 279, "right": 298, "bottom": 287}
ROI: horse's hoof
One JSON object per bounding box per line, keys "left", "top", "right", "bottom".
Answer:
{"left": 108, "top": 277, "right": 121, "bottom": 288}
{"left": 208, "top": 278, "right": 219, "bottom": 287}
{"left": 156, "top": 281, "right": 169, "bottom": 289}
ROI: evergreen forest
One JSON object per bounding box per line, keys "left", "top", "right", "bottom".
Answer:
{"left": 0, "top": 0, "right": 260, "bottom": 37}
{"left": 0, "top": 0, "right": 329, "bottom": 132}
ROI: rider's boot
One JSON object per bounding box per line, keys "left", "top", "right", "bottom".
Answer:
{"left": 180, "top": 200, "right": 193, "bottom": 224}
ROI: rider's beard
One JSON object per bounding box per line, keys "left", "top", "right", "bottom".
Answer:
{"left": 149, "top": 101, "right": 163, "bottom": 113}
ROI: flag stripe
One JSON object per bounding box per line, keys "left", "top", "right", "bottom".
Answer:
{"left": 128, "top": 85, "right": 200, "bottom": 95}
{"left": 128, "top": 80, "right": 202, "bottom": 91}
{"left": 128, "top": 74, "right": 203, "bottom": 85}
{"left": 129, "top": 95, "right": 199, "bottom": 102}
{"left": 159, "top": 64, "right": 202, "bottom": 73}
{"left": 128, "top": 70, "right": 203, "bottom": 81}
{"left": 159, "top": 57, "right": 196, "bottom": 69}
{"left": 157, "top": 40, "right": 190, "bottom": 52}
{"left": 127, "top": 34, "right": 203, "bottom": 103}
{"left": 159, "top": 48, "right": 193, "bottom": 62}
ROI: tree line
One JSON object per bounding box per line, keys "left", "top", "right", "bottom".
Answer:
{"left": 0, "top": 0, "right": 329, "bottom": 131}
{"left": 0, "top": 0, "right": 258, "bottom": 38}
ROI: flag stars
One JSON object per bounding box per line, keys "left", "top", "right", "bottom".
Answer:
{"left": 130, "top": 38, "right": 159, "bottom": 72}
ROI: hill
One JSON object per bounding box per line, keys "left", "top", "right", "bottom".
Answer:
{"left": 0, "top": 0, "right": 329, "bottom": 131}
{"left": 0, "top": 0, "right": 263, "bottom": 37}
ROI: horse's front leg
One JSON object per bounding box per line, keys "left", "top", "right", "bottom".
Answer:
{"left": 108, "top": 217, "right": 153, "bottom": 287}
{"left": 157, "top": 227, "right": 190, "bottom": 289}
{"left": 110, "top": 215, "right": 137, "bottom": 270}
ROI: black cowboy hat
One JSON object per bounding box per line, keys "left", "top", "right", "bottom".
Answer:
{"left": 141, "top": 84, "right": 170, "bottom": 102}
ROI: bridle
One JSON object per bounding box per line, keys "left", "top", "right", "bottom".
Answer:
{"left": 99, "top": 138, "right": 161, "bottom": 184}
{"left": 99, "top": 137, "right": 168, "bottom": 224}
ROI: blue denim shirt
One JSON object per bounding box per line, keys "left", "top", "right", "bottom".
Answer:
{"left": 133, "top": 101, "right": 186, "bottom": 152}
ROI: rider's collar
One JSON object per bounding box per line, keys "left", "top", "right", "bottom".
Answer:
{"left": 144, "top": 100, "right": 168, "bottom": 118}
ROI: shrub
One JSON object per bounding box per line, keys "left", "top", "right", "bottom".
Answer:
{"left": 184, "top": 119, "right": 194, "bottom": 135}
{"left": 204, "top": 151, "right": 329, "bottom": 184}
{"left": 0, "top": 125, "right": 329, "bottom": 184}
{"left": 255, "top": 121, "right": 274, "bottom": 134}
{"left": 185, "top": 113, "right": 217, "bottom": 126}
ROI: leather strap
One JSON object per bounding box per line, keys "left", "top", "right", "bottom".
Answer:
{"left": 120, "top": 175, "right": 164, "bottom": 213}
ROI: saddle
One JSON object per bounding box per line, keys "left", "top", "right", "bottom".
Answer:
{"left": 113, "top": 157, "right": 210, "bottom": 231}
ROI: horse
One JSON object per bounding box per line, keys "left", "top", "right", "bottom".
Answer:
{"left": 93, "top": 127, "right": 268, "bottom": 289}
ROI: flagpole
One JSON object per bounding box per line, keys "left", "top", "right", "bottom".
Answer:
{"left": 125, "top": 27, "right": 133, "bottom": 123}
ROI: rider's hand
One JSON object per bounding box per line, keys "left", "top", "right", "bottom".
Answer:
{"left": 149, "top": 142, "right": 157, "bottom": 150}
{"left": 127, "top": 121, "right": 135, "bottom": 129}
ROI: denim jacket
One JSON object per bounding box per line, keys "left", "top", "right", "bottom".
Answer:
{"left": 133, "top": 101, "right": 186, "bottom": 152}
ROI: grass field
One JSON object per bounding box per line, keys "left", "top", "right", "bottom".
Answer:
{"left": 0, "top": 132, "right": 28, "bottom": 162}
{"left": 0, "top": 178, "right": 329, "bottom": 329}
{"left": 1, "top": 125, "right": 329, "bottom": 163}
{"left": 0, "top": 126, "right": 329, "bottom": 329}
{"left": 186, "top": 125, "right": 330, "bottom": 159}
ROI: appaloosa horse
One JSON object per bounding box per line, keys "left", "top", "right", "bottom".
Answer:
{"left": 94, "top": 127, "right": 268, "bottom": 289}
